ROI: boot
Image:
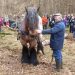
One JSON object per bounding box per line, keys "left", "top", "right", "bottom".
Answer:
{"left": 56, "top": 60, "right": 63, "bottom": 72}
{"left": 61, "top": 61, "right": 63, "bottom": 69}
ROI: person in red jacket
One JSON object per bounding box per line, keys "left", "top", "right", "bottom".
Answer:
{"left": 42, "top": 15, "right": 48, "bottom": 29}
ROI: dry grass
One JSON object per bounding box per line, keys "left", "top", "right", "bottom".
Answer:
{"left": 0, "top": 27, "right": 75, "bottom": 75}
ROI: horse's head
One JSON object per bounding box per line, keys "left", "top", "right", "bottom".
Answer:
{"left": 19, "top": 7, "right": 44, "bottom": 54}
{"left": 25, "top": 7, "right": 40, "bottom": 35}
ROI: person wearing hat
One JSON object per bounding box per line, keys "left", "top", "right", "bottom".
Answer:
{"left": 36, "top": 13, "right": 65, "bottom": 72}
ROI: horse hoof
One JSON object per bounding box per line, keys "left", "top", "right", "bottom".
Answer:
{"left": 21, "top": 59, "right": 25, "bottom": 63}
{"left": 33, "top": 61, "right": 39, "bottom": 66}
{"left": 21, "top": 58, "right": 30, "bottom": 64}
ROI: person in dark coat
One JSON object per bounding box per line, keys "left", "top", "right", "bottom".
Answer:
{"left": 69, "top": 15, "right": 75, "bottom": 33}
{"left": 73, "top": 25, "right": 75, "bottom": 38}
{"left": 72, "top": 17, "right": 75, "bottom": 38}
{"left": 36, "top": 13, "right": 65, "bottom": 72}
{"left": 49, "top": 15, "right": 55, "bottom": 28}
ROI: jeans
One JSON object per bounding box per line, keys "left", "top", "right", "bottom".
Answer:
{"left": 53, "top": 49, "right": 62, "bottom": 63}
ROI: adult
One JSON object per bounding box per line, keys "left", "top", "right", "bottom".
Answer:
{"left": 49, "top": 15, "right": 55, "bottom": 28}
{"left": 42, "top": 15, "right": 48, "bottom": 29}
{"left": 36, "top": 13, "right": 65, "bottom": 72}
{"left": 69, "top": 15, "right": 75, "bottom": 33}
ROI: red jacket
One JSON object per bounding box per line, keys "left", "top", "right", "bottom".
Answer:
{"left": 42, "top": 16, "right": 48, "bottom": 25}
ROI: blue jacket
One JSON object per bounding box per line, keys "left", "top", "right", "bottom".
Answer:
{"left": 42, "top": 21, "right": 65, "bottom": 50}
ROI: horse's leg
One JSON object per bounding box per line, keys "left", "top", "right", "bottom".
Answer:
{"left": 21, "top": 45, "right": 30, "bottom": 63}
{"left": 30, "top": 47, "right": 39, "bottom": 65}
{"left": 37, "top": 40, "right": 44, "bottom": 55}
{"left": 20, "top": 36, "right": 29, "bottom": 63}
{"left": 29, "top": 40, "right": 39, "bottom": 65}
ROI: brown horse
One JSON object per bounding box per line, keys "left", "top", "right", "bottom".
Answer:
{"left": 18, "top": 7, "right": 44, "bottom": 65}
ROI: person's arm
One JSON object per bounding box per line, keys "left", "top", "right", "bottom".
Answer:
{"left": 42, "top": 23, "right": 65, "bottom": 34}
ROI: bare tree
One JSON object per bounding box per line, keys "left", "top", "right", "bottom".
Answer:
{"left": 0, "top": 0, "right": 75, "bottom": 16}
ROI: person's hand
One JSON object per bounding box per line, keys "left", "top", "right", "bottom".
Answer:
{"left": 35, "top": 29, "right": 42, "bottom": 34}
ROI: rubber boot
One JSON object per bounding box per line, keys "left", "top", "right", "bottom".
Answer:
{"left": 56, "top": 60, "right": 62, "bottom": 72}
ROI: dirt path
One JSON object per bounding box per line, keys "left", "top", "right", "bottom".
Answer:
{"left": 0, "top": 27, "right": 75, "bottom": 75}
